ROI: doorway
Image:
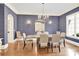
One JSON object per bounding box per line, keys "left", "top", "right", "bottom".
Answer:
{"left": 7, "top": 14, "right": 14, "bottom": 43}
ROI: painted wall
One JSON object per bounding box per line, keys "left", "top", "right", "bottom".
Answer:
{"left": 3, "top": 5, "right": 17, "bottom": 45}
{"left": 17, "top": 15, "right": 59, "bottom": 35}
{"left": 17, "top": 15, "right": 38, "bottom": 35}
{"left": 45, "top": 16, "right": 59, "bottom": 34}
{"left": 0, "top": 4, "right": 4, "bottom": 38}
{"left": 59, "top": 7, "right": 79, "bottom": 32}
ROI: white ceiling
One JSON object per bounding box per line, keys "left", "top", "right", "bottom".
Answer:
{"left": 5, "top": 3, "right": 79, "bottom": 16}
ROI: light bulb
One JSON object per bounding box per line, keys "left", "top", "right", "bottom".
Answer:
{"left": 48, "top": 20, "right": 52, "bottom": 24}
{"left": 26, "top": 20, "right": 31, "bottom": 24}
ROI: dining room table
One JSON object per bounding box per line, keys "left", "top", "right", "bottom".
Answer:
{"left": 23, "top": 34, "right": 65, "bottom": 55}
{"left": 25, "top": 34, "right": 52, "bottom": 55}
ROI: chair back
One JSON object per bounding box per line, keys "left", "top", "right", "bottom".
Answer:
{"left": 61, "top": 32, "right": 66, "bottom": 38}
{"left": 52, "top": 34, "right": 61, "bottom": 42}
{"left": 16, "top": 31, "right": 22, "bottom": 39}
{"left": 37, "top": 31, "right": 41, "bottom": 35}
{"left": 40, "top": 34, "right": 48, "bottom": 43}
{"left": 56, "top": 31, "right": 61, "bottom": 34}
{"left": 44, "top": 32, "right": 49, "bottom": 35}
{"left": 23, "top": 33, "right": 27, "bottom": 39}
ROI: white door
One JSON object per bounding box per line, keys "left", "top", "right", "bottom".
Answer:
{"left": 7, "top": 14, "right": 14, "bottom": 43}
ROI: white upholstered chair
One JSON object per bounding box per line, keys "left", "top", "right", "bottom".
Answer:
{"left": 60, "top": 32, "right": 66, "bottom": 47}
{"left": 23, "top": 33, "right": 33, "bottom": 49}
{"left": 56, "top": 31, "right": 61, "bottom": 34}
{"left": 44, "top": 32, "right": 49, "bottom": 35}
{"left": 16, "top": 31, "right": 23, "bottom": 40}
{"left": 38, "top": 34, "right": 50, "bottom": 52}
{"left": 51, "top": 34, "right": 61, "bottom": 52}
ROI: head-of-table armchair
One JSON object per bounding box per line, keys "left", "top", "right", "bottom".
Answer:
{"left": 23, "top": 33, "right": 33, "bottom": 49}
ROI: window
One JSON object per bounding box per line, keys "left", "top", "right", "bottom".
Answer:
{"left": 76, "top": 13, "right": 79, "bottom": 34}
{"left": 66, "top": 14, "right": 75, "bottom": 36}
{"left": 66, "top": 12, "right": 79, "bottom": 37}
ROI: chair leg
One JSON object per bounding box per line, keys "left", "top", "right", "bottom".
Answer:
{"left": 63, "top": 39, "right": 65, "bottom": 47}
{"left": 23, "top": 40, "right": 26, "bottom": 49}
{"left": 51, "top": 43, "right": 53, "bottom": 52}
{"left": 38, "top": 43, "right": 40, "bottom": 49}
{"left": 58, "top": 43, "right": 61, "bottom": 52}
{"left": 47, "top": 47, "right": 48, "bottom": 52}
{"left": 32, "top": 42, "right": 33, "bottom": 48}
{"left": 47, "top": 43, "right": 50, "bottom": 52}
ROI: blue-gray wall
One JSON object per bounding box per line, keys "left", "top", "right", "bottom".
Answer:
{"left": 17, "top": 15, "right": 38, "bottom": 35}
{"left": 17, "top": 15, "right": 59, "bottom": 35}
{"left": 3, "top": 5, "right": 17, "bottom": 45}
{"left": 45, "top": 16, "right": 59, "bottom": 34}
{"left": 0, "top": 4, "right": 4, "bottom": 38}
{"left": 59, "top": 7, "right": 79, "bottom": 32}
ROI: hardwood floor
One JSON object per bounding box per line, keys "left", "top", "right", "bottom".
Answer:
{"left": 0, "top": 40, "right": 79, "bottom": 56}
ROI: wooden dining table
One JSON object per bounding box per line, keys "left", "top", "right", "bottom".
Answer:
{"left": 26, "top": 34, "right": 53, "bottom": 46}
{"left": 23, "top": 34, "right": 52, "bottom": 55}
{"left": 23, "top": 34, "right": 65, "bottom": 55}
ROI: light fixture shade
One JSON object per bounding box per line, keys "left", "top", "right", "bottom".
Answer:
{"left": 38, "top": 15, "right": 49, "bottom": 21}
{"left": 37, "top": 3, "right": 49, "bottom": 22}
{"left": 48, "top": 20, "right": 52, "bottom": 24}
{"left": 26, "top": 20, "right": 31, "bottom": 24}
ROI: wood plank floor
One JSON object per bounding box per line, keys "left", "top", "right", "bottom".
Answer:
{"left": 0, "top": 40, "right": 79, "bottom": 56}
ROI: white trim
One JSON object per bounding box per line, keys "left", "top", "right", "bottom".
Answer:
{"left": 0, "top": 44, "right": 8, "bottom": 49}
{"left": 14, "top": 38, "right": 24, "bottom": 42}
{"left": 66, "top": 39, "right": 79, "bottom": 46}
{"left": 7, "top": 39, "right": 17, "bottom": 43}
{"left": 5, "top": 3, "right": 18, "bottom": 14}
{"left": 9, "top": 39, "right": 17, "bottom": 43}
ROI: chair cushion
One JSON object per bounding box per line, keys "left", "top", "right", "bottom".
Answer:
{"left": 40, "top": 43, "right": 47, "bottom": 47}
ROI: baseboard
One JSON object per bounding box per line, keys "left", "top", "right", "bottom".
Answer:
{"left": 1, "top": 44, "right": 8, "bottom": 49}
{"left": 0, "top": 38, "right": 23, "bottom": 50}
{"left": 9, "top": 39, "right": 20, "bottom": 43}
{"left": 15, "top": 38, "right": 24, "bottom": 41}
{"left": 66, "top": 39, "right": 79, "bottom": 46}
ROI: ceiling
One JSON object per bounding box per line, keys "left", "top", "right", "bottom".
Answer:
{"left": 5, "top": 3, "right": 79, "bottom": 16}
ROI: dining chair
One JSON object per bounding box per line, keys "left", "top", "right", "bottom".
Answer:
{"left": 16, "top": 31, "right": 23, "bottom": 39}
{"left": 23, "top": 33, "right": 33, "bottom": 49}
{"left": 44, "top": 32, "right": 49, "bottom": 35}
{"left": 51, "top": 34, "right": 61, "bottom": 52}
{"left": 61, "top": 32, "right": 66, "bottom": 47}
{"left": 56, "top": 31, "right": 61, "bottom": 34}
{"left": 37, "top": 31, "right": 42, "bottom": 35}
{"left": 38, "top": 34, "right": 50, "bottom": 52}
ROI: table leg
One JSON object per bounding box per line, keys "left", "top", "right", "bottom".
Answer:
{"left": 23, "top": 40, "right": 26, "bottom": 49}
{"left": 33, "top": 38, "right": 37, "bottom": 56}
{"left": 63, "top": 39, "right": 65, "bottom": 47}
